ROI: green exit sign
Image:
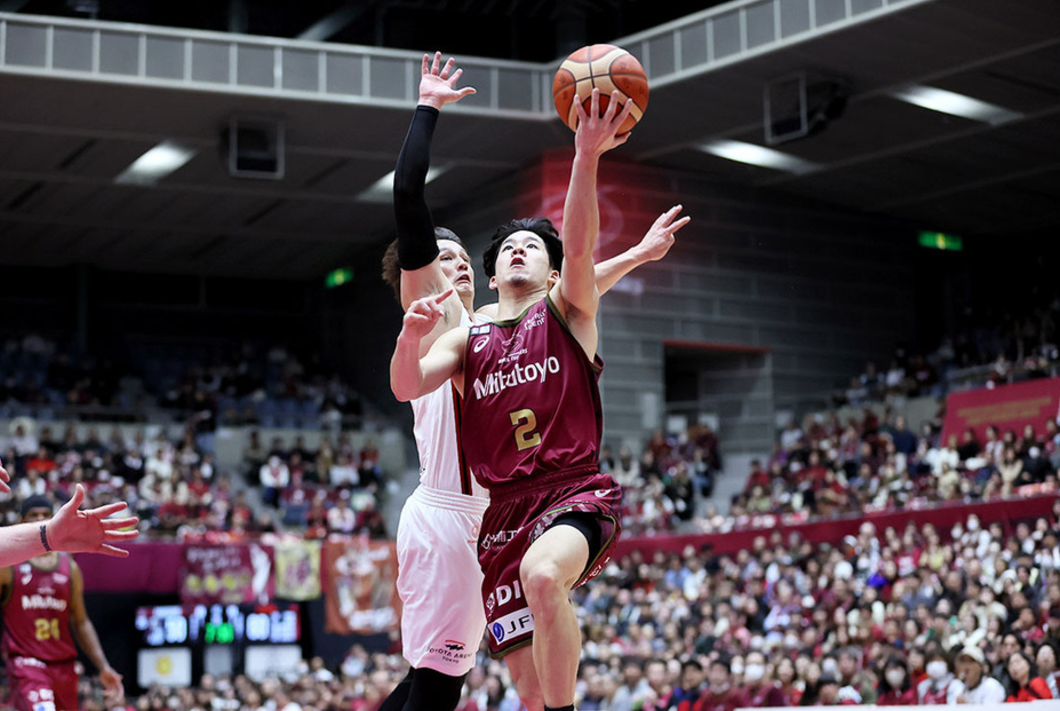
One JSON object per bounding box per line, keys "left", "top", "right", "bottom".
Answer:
{"left": 918, "top": 231, "right": 963, "bottom": 251}
{"left": 325, "top": 267, "right": 354, "bottom": 288}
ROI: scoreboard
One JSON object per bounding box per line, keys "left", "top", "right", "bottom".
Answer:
{"left": 134, "top": 603, "right": 302, "bottom": 687}
{"left": 135, "top": 603, "right": 300, "bottom": 646}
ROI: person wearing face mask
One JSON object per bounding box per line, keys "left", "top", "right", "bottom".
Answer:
{"left": 876, "top": 656, "right": 917, "bottom": 705}
{"left": 739, "top": 651, "right": 785, "bottom": 707}
{"left": 948, "top": 646, "right": 1006, "bottom": 704}
{"left": 917, "top": 647, "right": 955, "bottom": 704}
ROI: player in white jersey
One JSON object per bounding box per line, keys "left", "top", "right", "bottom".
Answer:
{"left": 379, "top": 53, "right": 688, "bottom": 711}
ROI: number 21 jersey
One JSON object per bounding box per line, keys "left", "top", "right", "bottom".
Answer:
{"left": 460, "top": 295, "right": 603, "bottom": 488}
{"left": 2, "top": 555, "right": 77, "bottom": 663}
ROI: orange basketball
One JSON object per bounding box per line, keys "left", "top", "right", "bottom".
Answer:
{"left": 553, "top": 44, "right": 649, "bottom": 134}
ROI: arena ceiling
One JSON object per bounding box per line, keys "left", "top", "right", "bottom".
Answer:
{"left": 0, "top": 0, "right": 1057, "bottom": 280}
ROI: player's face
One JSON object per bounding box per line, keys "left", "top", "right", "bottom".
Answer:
{"left": 22, "top": 507, "right": 51, "bottom": 523}
{"left": 493, "top": 231, "right": 556, "bottom": 289}
{"left": 438, "top": 239, "right": 474, "bottom": 298}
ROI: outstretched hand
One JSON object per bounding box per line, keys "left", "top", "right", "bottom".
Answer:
{"left": 418, "top": 52, "right": 477, "bottom": 110}
{"left": 637, "top": 205, "right": 690, "bottom": 262}
{"left": 47, "top": 484, "right": 139, "bottom": 558}
{"left": 573, "top": 88, "right": 634, "bottom": 156}
{"left": 400, "top": 289, "right": 453, "bottom": 341}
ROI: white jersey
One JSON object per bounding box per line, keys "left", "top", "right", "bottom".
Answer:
{"left": 399, "top": 307, "right": 490, "bottom": 674}
{"left": 410, "top": 309, "right": 489, "bottom": 498}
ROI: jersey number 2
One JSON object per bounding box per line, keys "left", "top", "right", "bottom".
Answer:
{"left": 35, "top": 618, "right": 60, "bottom": 641}
{"left": 510, "top": 409, "right": 542, "bottom": 451}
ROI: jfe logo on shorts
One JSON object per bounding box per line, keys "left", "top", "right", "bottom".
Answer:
{"left": 490, "top": 607, "right": 534, "bottom": 643}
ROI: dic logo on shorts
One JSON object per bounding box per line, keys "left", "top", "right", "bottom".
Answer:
{"left": 490, "top": 607, "right": 534, "bottom": 643}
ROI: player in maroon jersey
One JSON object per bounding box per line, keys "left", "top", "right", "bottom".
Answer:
{"left": 0, "top": 495, "right": 126, "bottom": 710}
{"left": 0, "top": 457, "right": 139, "bottom": 567}
{"left": 378, "top": 53, "right": 686, "bottom": 711}
{"left": 391, "top": 89, "right": 667, "bottom": 711}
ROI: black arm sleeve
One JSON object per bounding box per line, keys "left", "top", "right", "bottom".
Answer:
{"left": 393, "top": 105, "right": 441, "bottom": 271}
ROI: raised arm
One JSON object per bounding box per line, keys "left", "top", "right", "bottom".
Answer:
{"left": 554, "top": 89, "right": 632, "bottom": 317}
{"left": 390, "top": 290, "right": 468, "bottom": 402}
{"left": 393, "top": 52, "right": 475, "bottom": 325}
{"left": 594, "top": 205, "right": 689, "bottom": 295}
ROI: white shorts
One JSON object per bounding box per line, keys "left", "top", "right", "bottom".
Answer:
{"left": 396, "top": 485, "right": 489, "bottom": 676}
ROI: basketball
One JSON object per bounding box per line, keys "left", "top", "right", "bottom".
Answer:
{"left": 553, "top": 44, "right": 649, "bottom": 134}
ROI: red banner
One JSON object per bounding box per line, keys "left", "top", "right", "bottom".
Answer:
{"left": 614, "top": 492, "right": 1058, "bottom": 559}
{"left": 942, "top": 377, "right": 1060, "bottom": 443}
{"left": 322, "top": 536, "right": 401, "bottom": 635}
{"left": 180, "top": 543, "right": 273, "bottom": 606}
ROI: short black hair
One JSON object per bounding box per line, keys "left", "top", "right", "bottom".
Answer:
{"left": 482, "top": 217, "right": 563, "bottom": 278}
{"left": 21, "top": 494, "right": 54, "bottom": 517}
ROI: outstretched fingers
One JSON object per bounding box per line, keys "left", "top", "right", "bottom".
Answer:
{"left": 440, "top": 55, "right": 456, "bottom": 80}
{"left": 658, "top": 205, "right": 690, "bottom": 230}
{"left": 670, "top": 215, "right": 691, "bottom": 233}
{"left": 85, "top": 501, "right": 130, "bottom": 520}
{"left": 100, "top": 516, "right": 139, "bottom": 531}
{"left": 97, "top": 544, "right": 132, "bottom": 558}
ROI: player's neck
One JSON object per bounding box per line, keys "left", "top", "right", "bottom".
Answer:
{"left": 496, "top": 284, "right": 547, "bottom": 320}
{"left": 30, "top": 552, "right": 59, "bottom": 568}
{"left": 460, "top": 294, "right": 474, "bottom": 315}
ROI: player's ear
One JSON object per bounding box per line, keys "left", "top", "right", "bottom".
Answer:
{"left": 489, "top": 275, "right": 498, "bottom": 291}
{"left": 547, "top": 270, "right": 560, "bottom": 287}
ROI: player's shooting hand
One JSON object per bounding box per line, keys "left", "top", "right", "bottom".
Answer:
{"left": 401, "top": 289, "right": 453, "bottom": 340}
{"left": 0, "top": 455, "right": 9, "bottom": 495}
{"left": 574, "top": 88, "right": 634, "bottom": 155}
{"left": 46, "top": 484, "right": 140, "bottom": 557}
{"left": 419, "top": 52, "right": 477, "bottom": 110}
{"left": 636, "top": 205, "right": 690, "bottom": 262}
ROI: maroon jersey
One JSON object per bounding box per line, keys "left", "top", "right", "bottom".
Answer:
{"left": 2, "top": 555, "right": 78, "bottom": 664}
{"left": 693, "top": 687, "right": 749, "bottom": 711}
{"left": 460, "top": 296, "right": 603, "bottom": 488}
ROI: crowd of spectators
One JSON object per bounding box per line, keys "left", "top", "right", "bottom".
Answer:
{"left": 834, "top": 296, "right": 1060, "bottom": 409}
{"left": 242, "top": 430, "right": 388, "bottom": 539}
{"left": 605, "top": 403, "right": 1060, "bottom": 537}
{"left": 5, "top": 301, "right": 1060, "bottom": 708}
{"left": 0, "top": 419, "right": 250, "bottom": 536}
{"left": 557, "top": 501, "right": 1060, "bottom": 708}
{"left": 0, "top": 332, "right": 364, "bottom": 432}
{"left": 0, "top": 417, "right": 397, "bottom": 545}
{"left": 71, "top": 500, "right": 1060, "bottom": 709}
{"left": 602, "top": 424, "right": 721, "bottom": 537}
{"left": 0, "top": 420, "right": 393, "bottom": 543}
{"left": 724, "top": 412, "right": 1059, "bottom": 531}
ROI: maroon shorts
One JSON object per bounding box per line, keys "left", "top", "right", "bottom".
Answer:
{"left": 478, "top": 466, "right": 621, "bottom": 658}
{"left": 7, "top": 656, "right": 78, "bottom": 711}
